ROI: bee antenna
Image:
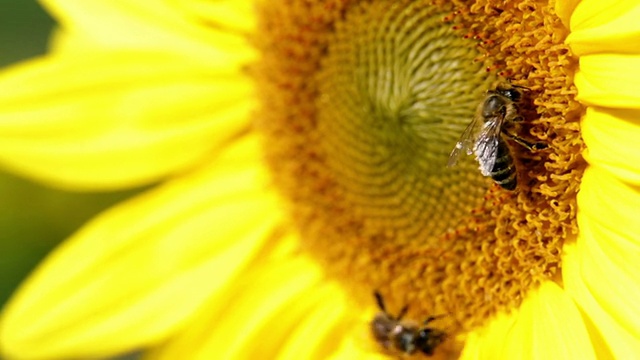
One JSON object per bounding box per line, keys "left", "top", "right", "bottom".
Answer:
{"left": 423, "top": 314, "right": 447, "bottom": 325}
{"left": 374, "top": 291, "right": 386, "bottom": 312}
{"left": 396, "top": 305, "right": 409, "bottom": 321}
{"left": 512, "top": 84, "right": 531, "bottom": 91}
{"left": 503, "top": 78, "right": 530, "bottom": 91}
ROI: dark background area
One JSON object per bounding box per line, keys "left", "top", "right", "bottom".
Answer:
{"left": 0, "top": 1, "right": 139, "bottom": 307}
{"left": 0, "top": 0, "right": 53, "bottom": 67}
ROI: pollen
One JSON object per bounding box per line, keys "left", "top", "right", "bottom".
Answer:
{"left": 253, "top": 0, "right": 584, "bottom": 355}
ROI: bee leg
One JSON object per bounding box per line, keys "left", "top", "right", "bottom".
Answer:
{"left": 502, "top": 130, "right": 547, "bottom": 151}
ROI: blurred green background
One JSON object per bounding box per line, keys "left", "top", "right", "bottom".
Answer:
{"left": 0, "top": 1, "right": 53, "bottom": 68}
{"left": 0, "top": 1, "right": 139, "bottom": 307}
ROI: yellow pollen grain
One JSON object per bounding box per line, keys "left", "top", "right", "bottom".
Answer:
{"left": 253, "top": 0, "right": 585, "bottom": 354}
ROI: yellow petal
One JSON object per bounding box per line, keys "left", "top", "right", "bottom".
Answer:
{"left": 459, "top": 331, "right": 481, "bottom": 360}
{"left": 275, "top": 283, "right": 349, "bottom": 360}
{"left": 0, "top": 51, "right": 254, "bottom": 190}
{"left": 0, "top": 135, "right": 282, "bottom": 359}
{"left": 501, "top": 302, "right": 533, "bottom": 359}
{"left": 564, "top": 165, "right": 640, "bottom": 358}
{"left": 581, "top": 107, "right": 640, "bottom": 184}
{"left": 573, "top": 166, "right": 640, "bottom": 336}
{"left": 476, "top": 309, "right": 531, "bottom": 360}
{"left": 324, "top": 298, "right": 394, "bottom": 360}
{"left": 176, "top": 0, "right": 256, "bottom": 34}
{"left": 327, "top": 333, "right": 390, "bottom": 360}
{"left": 567, "top": 0, "right": 640, "bottom": 55}
{"left": 555, "top": 0, "right": 580, "bottom": 30}
{"left": 41, "top": 0, "right": 255, "bottom": 64}
{"left": 463, "top": 310, "right": 517, "bottom": 360}
{"left": 564, "top": 241, "right": 640, "bottom": 359}
{"left": 463, "top": 282, "right": 595, "bottom": 360}
{"left": 574, "top": 54, "right": 640, "bottom": 109}
{"left": 148, "top": 234, "right": 349, "bottom": 360}
{"left": 528, "top": 283, "right": 596, "bottom": 359}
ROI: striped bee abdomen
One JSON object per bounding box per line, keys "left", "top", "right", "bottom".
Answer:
{"left": 490, "top": 139, "right": 517, "bottom": 190}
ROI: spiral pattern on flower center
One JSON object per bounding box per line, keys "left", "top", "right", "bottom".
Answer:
{"left": 317, "top": 1, "right": 492, "bottom": 240}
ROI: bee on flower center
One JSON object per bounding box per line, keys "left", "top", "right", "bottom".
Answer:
{"left": 447, "top": 81, "right": 547, "bottom": 190}
{"left": 371, "top": 291, "right": 447, "bottom": 357}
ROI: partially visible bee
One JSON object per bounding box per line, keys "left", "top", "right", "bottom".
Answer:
{"left": 447, "top": 82, "right": 546, "bottom": 191}
{"left": 371, "top": 291, "right": 446, "bottom": 357}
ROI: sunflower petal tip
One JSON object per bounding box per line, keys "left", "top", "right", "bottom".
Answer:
{"left": 555, "top": 0, "right": 580, "bottom": 30}
{"left": 0, "top": 316, "right": 36, "bottom": 360}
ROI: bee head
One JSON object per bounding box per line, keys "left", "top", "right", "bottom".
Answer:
{"left": 493, "top": 81, "right": 529, "bottom": 102}
{"left": 393, "top": 325, "right": 419, "bottom": 354}
{"left": 494, "top": 86, "right": 522, "bottom": 102}
{"left": 415, "top": 327, "right": 447, "bottom": 356}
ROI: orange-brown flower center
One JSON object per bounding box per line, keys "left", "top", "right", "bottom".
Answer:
{"left": 253, "top": 0, "right": 584, "bottom": 354}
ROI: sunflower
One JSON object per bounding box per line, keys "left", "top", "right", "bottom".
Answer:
{"left": 0, "top": 0, "right": 638, "bottom": 359}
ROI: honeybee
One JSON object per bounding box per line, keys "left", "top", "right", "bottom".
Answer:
{"left": 447, "top": 82, "right": 546, "bottom": 190}
{"left": 371, "top": 291, "right": 446, "bottom": 357}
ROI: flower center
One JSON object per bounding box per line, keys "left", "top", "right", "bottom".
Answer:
{"left": 317, "top": 1, "right": 493, "bottom": 240}
{"left": 253, "top": 0, "right": 585, "bottom": 350}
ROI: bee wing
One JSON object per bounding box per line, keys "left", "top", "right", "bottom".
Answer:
{"left": 447, "top": 114, "right": 484, "bottom": 168}
{"left": 473, "top": 115, "right": 504, "bottom": 176}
